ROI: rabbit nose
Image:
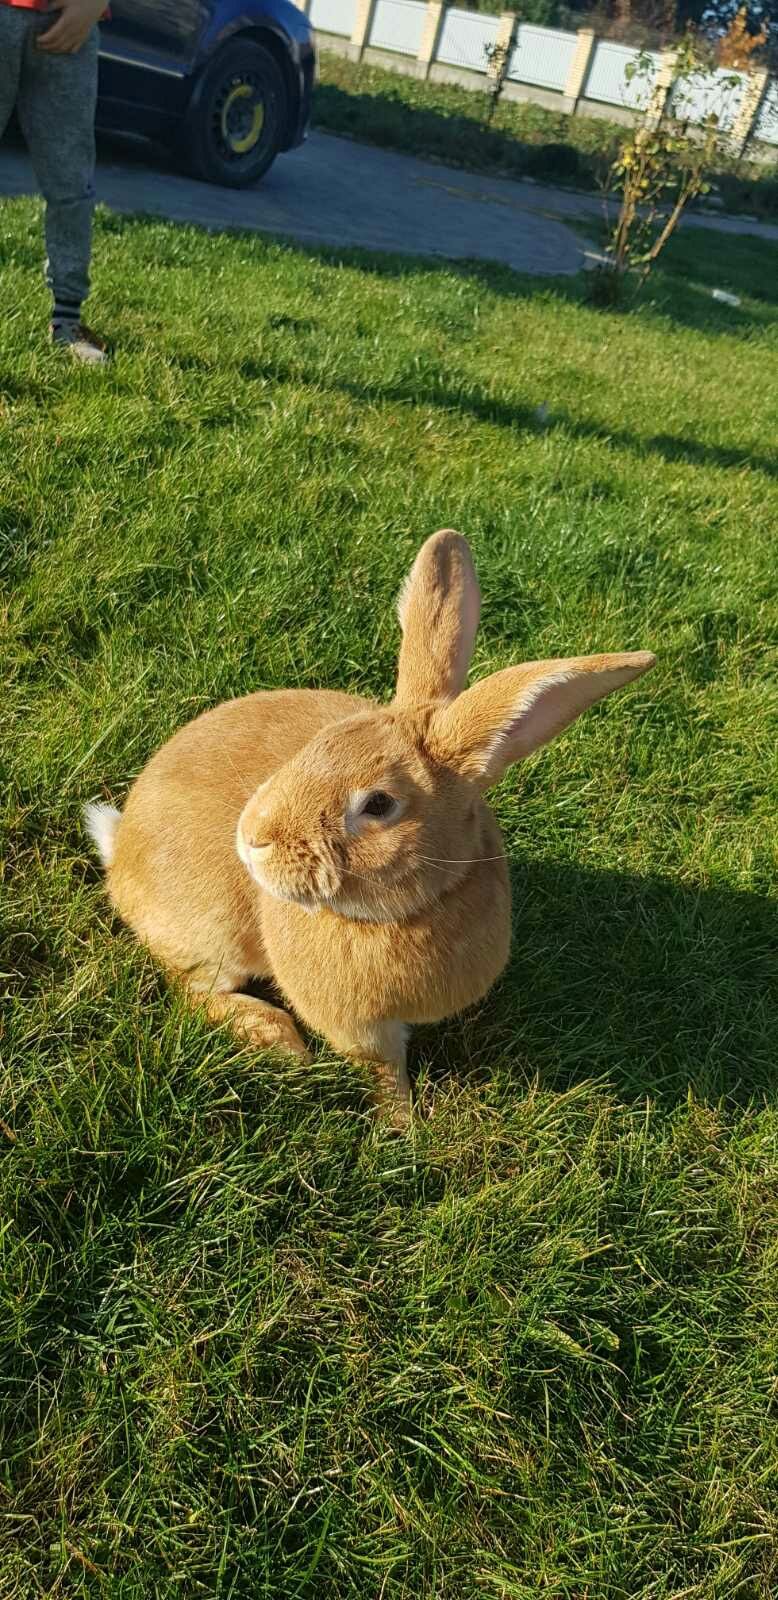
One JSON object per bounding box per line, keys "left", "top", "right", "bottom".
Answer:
{"left": 237, "top": 816, "right": 272, "bottom": 865}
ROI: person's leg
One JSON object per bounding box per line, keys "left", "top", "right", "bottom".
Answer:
{"left": 0, "top": 8, "right": 27, "bottom": 141}
{"left": 16, "top": 18, "right": 105, "bottom": 359}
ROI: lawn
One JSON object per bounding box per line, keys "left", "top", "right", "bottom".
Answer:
{"left": 2, "top": 200, "right": 778, "bottom": 1599}
{"left": 314, "top": 53, "right": 778, "bottom": 218}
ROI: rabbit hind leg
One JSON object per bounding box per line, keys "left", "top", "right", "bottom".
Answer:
{"left": 186, "top": 977, "right": 311, "bottom": 1061}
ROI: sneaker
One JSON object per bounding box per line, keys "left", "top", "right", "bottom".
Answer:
{"left": 50, "top": 321, "right": 108, "bottom": 365}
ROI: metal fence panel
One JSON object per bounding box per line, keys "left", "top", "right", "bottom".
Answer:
{"left": 670, "top": 66, "right": 746, "bottom": 130}
{"left": 436, "top": 7, "right": 498, "bottom": 74}
{"left": 370, "top": 0, "right": 427, "bottom": 55}
{"left": 755, "top": 79, "right": 778, "bottom": 144}
{"left": 309, "top": 0, "right": 356, "bottom": 38}
{"left": 507, "top": 25, "right": 577, "bottom": 92}
{"left": 585, "top": 41, "right": 660, "bottom": 110}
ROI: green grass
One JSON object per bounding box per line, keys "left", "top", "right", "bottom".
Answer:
{"left": 2, "top": 200, "right": 778, "bottom": 1598}
{"left": 314, "top": 53, "right": 778, "bottom": 217}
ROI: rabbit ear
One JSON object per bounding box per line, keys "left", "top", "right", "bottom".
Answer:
{"left": 428, "top": 652, "right": 655, "bottom": 784}
{"left": 393, "top": 530, "right": 481, "bottom": 707}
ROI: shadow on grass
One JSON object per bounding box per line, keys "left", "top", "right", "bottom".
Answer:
{"left": 4, "top": 203, "right": 772, "bottom": 487}
{"left": 69, "top": 330, "right": 774, "bottom": 481}
{"left": 325, "top": 226, "right": 778, "bottom": 335}
{"left": 64, "top": 851, "right": 776, "bottom": 1116}
{"left": 233, "top": 351, "right": 778, "bottom": 481}
{"left": 0, "top": 369, "right": 45, "bottom": 404}
{"left": 419, "top": 860, "right": 777, "bottom": 1109}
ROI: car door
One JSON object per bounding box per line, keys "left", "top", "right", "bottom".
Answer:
{"left": 98, "top": 1, "right": 213, "bottom": 130}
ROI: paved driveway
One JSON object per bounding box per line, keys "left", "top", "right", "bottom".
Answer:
{"left": 2, "top": 128, "right": 776, "bottom": 274}
{"left": 0, "top": 129, "right": 590, "bottom": 276}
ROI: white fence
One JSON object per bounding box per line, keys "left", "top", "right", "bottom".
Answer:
{"left": 309, "top": 0, "right": 778, "bottom": 152}
{"left": 438, "top": 8, "right": 499, "bottom": 73}
{"left": 508, "top": 25, "right": 577, "bottom": 93}
{"left": 370, "top": 0, "right": 426, "bottom": 55}
{"left": 757, "top": 78, "right": 778, "bottom": 143}
{"left": 670, "top": 64, "right": 746, "bottom": 129}
{"left": 309, "top": 0, "right": 356, "bottom": 37}
{"left": 586, "top": 41, "right": 660, "bottom": 110}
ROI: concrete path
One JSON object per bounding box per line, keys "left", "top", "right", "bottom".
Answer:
{"left": 2, "top": 128, "right": 777, "bottom": 275}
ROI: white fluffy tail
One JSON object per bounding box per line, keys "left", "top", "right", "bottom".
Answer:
{"left": 83, "top": 801, "right": 121, "bottom": 869}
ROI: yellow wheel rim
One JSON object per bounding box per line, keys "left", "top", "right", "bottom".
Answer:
{"left": 220, "top": 82, "right": 265, "bottom": 155}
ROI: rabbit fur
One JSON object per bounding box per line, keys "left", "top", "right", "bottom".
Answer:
{"left": 86, "top": 530, "right": 654, "bottom": 1129}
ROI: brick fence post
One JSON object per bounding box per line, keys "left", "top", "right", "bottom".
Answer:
{"left": 487, "top": 8, "right": 519, "bottom": 89}
{"left": 729, "top": 66, "right": 770, "bottom": 156}
{"left": 563, "top": 28, "right": 596, "bottom": 114}
{"left": 417, "top": 0, "right": 445, "bottom": 79}
{"left": 644, "top": 47, "right": 677, "bottom": 130}
{"left": 350, "top": 0, "right": 378, "bottom": 60}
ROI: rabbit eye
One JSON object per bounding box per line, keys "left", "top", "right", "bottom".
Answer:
{"left": 360, "top": 791, "right": 396, "bottom": 819}
{"left": 345, "top": 789, "right": 404, "bottom": 835}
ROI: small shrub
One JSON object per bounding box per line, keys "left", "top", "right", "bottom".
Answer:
{"left": 607, "top": 36, "right": 742, "bottom": 285}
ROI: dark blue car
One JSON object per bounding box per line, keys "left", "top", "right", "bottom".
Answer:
{"left": 97, "top": 0, "right": 316, "bottom": 187}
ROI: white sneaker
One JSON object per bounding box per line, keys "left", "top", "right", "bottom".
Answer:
{"left": 50, "top": 321, "right": 108, "bottom": 365}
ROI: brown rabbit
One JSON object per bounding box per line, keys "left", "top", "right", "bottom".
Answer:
{"left": 85, "top": 531, "right": 654, "bottom": 1130}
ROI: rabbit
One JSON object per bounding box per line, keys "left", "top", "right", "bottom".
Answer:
{"left": 85, "top": 530, "right": 655, "bottom": 1131}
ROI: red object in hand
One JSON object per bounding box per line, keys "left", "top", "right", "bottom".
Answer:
{"left": 0, "top": 1, "right": 109, "bottom": 16}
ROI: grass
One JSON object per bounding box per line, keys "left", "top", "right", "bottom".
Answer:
{"left": 2, "top": 198, "right": 778, "bottom": 1598}
{"left": 314, "top": 53, "right": 778, "bottom": 218}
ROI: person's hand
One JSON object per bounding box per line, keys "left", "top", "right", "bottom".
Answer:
{"left": 36, "top": 0, "right": 104, "bottom": 54}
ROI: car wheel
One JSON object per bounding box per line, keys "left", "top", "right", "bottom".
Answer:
{"left": 184, "top": 40, "right": 287, "bottom": 188}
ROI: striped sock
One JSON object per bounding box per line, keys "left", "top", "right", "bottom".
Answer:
{"left": 51, "top": 299, "right": 82, "bottom": 327}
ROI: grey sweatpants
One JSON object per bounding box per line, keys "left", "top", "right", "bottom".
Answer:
{"left": 0, "top": 5, "right": 98, "bottom": 315}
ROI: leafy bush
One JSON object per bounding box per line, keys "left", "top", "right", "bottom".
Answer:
{"left": 604, "top": 38, "right": 745, "bottom": 292}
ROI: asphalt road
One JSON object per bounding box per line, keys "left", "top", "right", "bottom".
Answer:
{"left": 0, "top": 128, "right": 600, "bottom": 276}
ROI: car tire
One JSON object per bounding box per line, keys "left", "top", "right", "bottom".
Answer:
{"left": 184, "top": 40, "right": 287, "bottom": 188}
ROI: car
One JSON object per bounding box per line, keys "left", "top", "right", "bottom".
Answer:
{"left": 96, "top": 0, "right": 316, "bottom": 188}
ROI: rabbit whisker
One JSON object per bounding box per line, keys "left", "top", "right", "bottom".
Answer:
{"left": 418, "top": 852, "right": 507, "bottom": 866}
{"left": 221, "top": 749, "right": 257, "bottom": 796}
